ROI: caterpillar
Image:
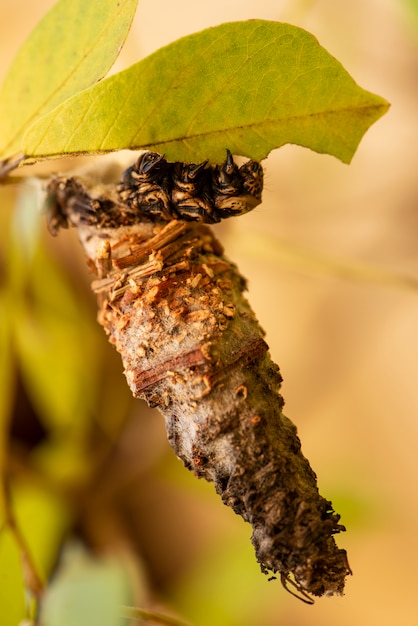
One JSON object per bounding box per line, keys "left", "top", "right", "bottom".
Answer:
{"left": 46, "top": 158, "right": 350, "bottom": 602}
{"left": 116, "top": 149, "right": 264, "bottom": 223}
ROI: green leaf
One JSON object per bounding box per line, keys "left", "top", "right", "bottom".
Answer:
{"left": 0, "top": 0, "right": 138, "bottom": 158}
{"left": 12, "top": 481, "right": 72, "bottom": 587}
{"left": 39, "top": 543, "right": 135, "bottom": 626}
{"left": 0, "top": 292, "right": 15, "bottom": 524}
{"left": 0, "top": 482, "right": 71, "bottom": 626}
{"left": 0, "top": 526, "right": 27, "bottom": 626}
{"left": 23, "top": 20, "right": 389, "bottom": 164}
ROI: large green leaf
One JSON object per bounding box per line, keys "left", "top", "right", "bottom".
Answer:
{"left": 0, "top": 0, "right": 138, "bottom": 158}
{"left": 23, "top": 20, "right": 389, "bottom": 164}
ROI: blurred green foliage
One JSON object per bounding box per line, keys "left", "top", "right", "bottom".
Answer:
{"left": 39, "top": 542, "right": 135, "bottom": 626}
{"left": 0, "top": 180, "right": 106, "bottom": 622}
{"left": 1, "top": 180, "right": 105, "bottom": 481}
{"left": 404, "top": 0, "right": 418, "bottom": 20}
{"left": 0, "top": 525, "right": 27, "bottom": 626}
{"left": 0, "top": 175, "right": 142, "bottom": 623}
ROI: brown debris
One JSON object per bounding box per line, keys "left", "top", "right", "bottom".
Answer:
{"left": 46, "top": 169, "right": 351, "bottom": 601}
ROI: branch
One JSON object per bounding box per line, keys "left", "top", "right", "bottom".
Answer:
{"left": 46, "top": 162, "right": 351, "bottom": 599}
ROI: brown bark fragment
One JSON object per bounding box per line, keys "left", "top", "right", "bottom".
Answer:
{"left": 46, "top": 171, "right": 351, "bottom": 600}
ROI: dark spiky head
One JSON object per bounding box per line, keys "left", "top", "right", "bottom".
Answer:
{"left": 212, "top": 150, "right": 242, "bottom": 196}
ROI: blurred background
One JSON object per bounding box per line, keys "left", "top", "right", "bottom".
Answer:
{"left": 1, "top": 0, "right": 417, "bottom": 624}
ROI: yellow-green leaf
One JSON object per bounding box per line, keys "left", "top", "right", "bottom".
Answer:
{"left": 12, "top": 481, "right": 72, "bottom": 587}
{"left": 0, "top": 526, "right": 27, "bottom": 626}
{"left": 0, "top": 482, "right": 71, "bottom": 626}
{"left": 23, "top": 20, "right": 389, "bottom": 164}
{"left": 0, "top": 0, "right": 138, "bottom": 158}
{"left": 0, "top": 292, "right": 15, "bottom": 524}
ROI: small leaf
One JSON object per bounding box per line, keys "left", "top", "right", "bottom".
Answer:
{"left": 0, "top": 526, "right": 27, "bottom": 626}
{"left": 0, "top": 0, "right": 138, "bottom": 158}
{"left": 39, "top": 543, "right": 135, "bottom": 626}
{"left": 12, "top": 481, "right": 71, "bottom": 589}
{"left": 0, "top": 483, "right": 72, "bottom": 625}
{"left": 23, "top": 20, "right": 389, "bottom": 164}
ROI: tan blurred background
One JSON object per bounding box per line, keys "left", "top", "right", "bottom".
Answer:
{"left": 1, "top": 0, "right": 418, "bottom": 625}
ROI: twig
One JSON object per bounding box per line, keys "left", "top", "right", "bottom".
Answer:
{"left": 46, "top": 166, "right": 351, "bottom": 599}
